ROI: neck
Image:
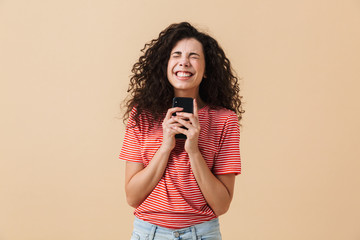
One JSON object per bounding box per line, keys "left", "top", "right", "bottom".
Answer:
{"left": 196, "top": 97, "right": 206, "bottom": 109}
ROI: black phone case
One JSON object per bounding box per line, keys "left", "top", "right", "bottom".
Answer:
{"left": 172, "top": 97, "right": 193, "bottom": 139}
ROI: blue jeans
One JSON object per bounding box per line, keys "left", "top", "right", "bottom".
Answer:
{"left": 130, "top": 217, "right": 222, "bottom": 240}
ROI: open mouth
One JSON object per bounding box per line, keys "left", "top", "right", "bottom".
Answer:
{"left": 175, "top": 71, "right": 193, "bottom": 77}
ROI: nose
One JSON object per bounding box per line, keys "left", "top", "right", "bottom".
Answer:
{"left": 179, "top": 56, "right": 190, "bottom": 67}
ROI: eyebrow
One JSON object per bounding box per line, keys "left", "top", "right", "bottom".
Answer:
{"left": 171, "top": 51, "right": 201, "bottom": 57}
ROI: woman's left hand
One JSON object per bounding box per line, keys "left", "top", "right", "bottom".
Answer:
{"left": 173, "top": 99, "right": 201, "bottom": 154}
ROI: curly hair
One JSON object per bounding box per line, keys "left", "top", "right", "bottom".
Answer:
{"left": 123, "top": 22, "right": 244, "bottom": 125}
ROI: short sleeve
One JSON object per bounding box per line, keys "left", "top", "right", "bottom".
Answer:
{"left": 119, "top": 107, "right": 143, "bottom": 164}
{"left": 212, "top": 112, "right": 241, "bottom": 175}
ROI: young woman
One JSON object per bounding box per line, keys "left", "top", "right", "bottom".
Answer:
{"left": 120, "top": 22, "right": 244, "bottom": 240}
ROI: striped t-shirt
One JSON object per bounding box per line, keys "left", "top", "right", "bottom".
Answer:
{"left": 119, "top": 105, "right": 241, "bottom": 229}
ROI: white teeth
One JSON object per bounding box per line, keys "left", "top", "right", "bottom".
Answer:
{"left": 176, "top": 72, "right": 192, "bottom": 77}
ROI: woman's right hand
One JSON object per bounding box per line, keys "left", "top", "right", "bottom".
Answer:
{"left": 125, "top": 107, "right": 183, "bottom": 208}
{"left": 161, "top": 107, "right": 183, "bottom": 152}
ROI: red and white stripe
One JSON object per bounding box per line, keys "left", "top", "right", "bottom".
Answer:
{"left": 119, "top": 105, "right": 241, "bottom": 229}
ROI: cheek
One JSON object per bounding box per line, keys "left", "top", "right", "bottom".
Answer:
{"left": 192, "top": 60, "right": 205, "bottom": 72}
{"left": 167, "top": 60, "right": 175, "bottom": 73}
{"left": 166, "top": 65, "right": 172, "bottom": 77}
{"left": 195, "top": 63, "right": 205, "bottom": 75}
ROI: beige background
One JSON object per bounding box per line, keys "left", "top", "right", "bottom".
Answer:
{"left": 1, "top": 0, "right": 360, "bottom": 239}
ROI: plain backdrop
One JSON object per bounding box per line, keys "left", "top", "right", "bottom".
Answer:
{"left": 1, "top": 0, "right": 360, "bottom": 239}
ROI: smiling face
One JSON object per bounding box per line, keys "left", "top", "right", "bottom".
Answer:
{"left": 167, "top": 38, "right": 206, "bottom": 98}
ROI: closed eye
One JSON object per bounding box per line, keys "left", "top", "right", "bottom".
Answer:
{"left": 171, "top": 51, "right": 181, "bottom": 57}
{"left": 189, "top": 53, "right": 200, "bottom": 59}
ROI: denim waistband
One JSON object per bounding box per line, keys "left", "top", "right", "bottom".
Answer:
{"left": 132, "top": 217, "right": 221, "bottom": 240}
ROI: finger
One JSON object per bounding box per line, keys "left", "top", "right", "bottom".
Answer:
{"left": 188, "top": 114, "right": 198, "bottom": 127}
{"left": 175, "top": 117, "right": 193, "bottom": 129}
{"left": 176, "top": 112, "right": 198, "bottom": 127}
{"left": 193, "top": 98, "right": 198, "bottom": 117}
{"left": 169, "top": 122, "right": 183, "bottom": 128}
{"left": 165, "top": 118, "right": 185, "bottom": 131}
{"left": 173, "top": 125, "right": 187, "bottom": 135}
{"left": 176, "top": 112, "right": 192, "bottom": 118}
{"left": 165, "top": 107, "right": 183, "bottom": 120}
{"left": 166, "top": 118, "right": 179, "bottom": 126}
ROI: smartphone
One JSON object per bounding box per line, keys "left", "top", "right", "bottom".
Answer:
{"left": 172, "top": 97, "right": 194, "bottom": 139}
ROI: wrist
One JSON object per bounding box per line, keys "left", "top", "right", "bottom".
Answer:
{"left": 186, "top": 148, "right": 201, "bottom": 157}
{"left": 158, "top": 143, "right": 173, "bottom": 154}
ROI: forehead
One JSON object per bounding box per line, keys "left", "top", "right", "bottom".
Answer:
{"left": 171, "top": 38, "right": 204, "bottom": 53}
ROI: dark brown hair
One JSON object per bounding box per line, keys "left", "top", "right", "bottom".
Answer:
{"left": 123, "top": 22, "right": 244, "bottom": 124}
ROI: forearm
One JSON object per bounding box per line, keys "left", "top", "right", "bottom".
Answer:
{"left": 188, "top": 151, "right": 233, "bottom": 216}
{"left": 126, "top": 146, "right": 171, "bottom": 208}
